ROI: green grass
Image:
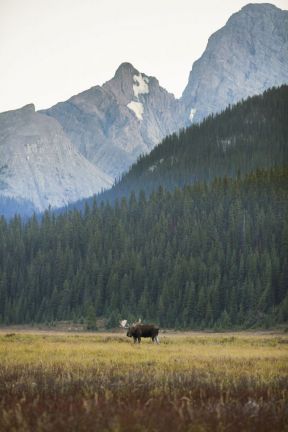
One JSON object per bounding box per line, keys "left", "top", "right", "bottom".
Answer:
{"left": 0, "top": 332, "right": 287, "bottom": 431}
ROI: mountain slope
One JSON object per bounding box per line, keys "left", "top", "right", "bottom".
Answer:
{"left": 0, "top": 104, "right": 112, "bottom": 212}
{"left": 99, "top": 85, "right": 288, "bottom": 202}
{"left": 181, "top": 3, "right": 288, "bottom": 123}
{"left": 42, "top": 63, "right": 185, "bottom": 179}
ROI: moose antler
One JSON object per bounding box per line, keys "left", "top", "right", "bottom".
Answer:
{"left": 119, "top": 319, "right": 129, "bottom": 329}
{"left": 132, "top": 318, "right": 142, "bottom": 326}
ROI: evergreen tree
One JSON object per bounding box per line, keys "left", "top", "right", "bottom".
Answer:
{"left": 86, "top": 305, "right": 97, "bottom": 331}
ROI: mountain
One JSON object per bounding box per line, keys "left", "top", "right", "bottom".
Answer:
{"left": 181, "top": 3, "right": 288, "bottom": 123}
{"left": 2, "top": 3, "right": 288, "bottom": 217}
{"left": 0, "top": 63, "right": 184, "bottom": 216}
{"left": 99, "top": 85, "right": 288, "bottom": 202}
{"left": 0, "top": 104, "right": 112, "bottom": 212}
{"left": 43, "top": 3, "right": 288, "bottom": 179}
{"left": 42, "top": 63, "right": 185, "bottom": 179}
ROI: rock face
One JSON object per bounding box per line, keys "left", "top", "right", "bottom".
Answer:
{"left": 42, "top": 63, "right": 185, "bottom": 179}
{"left": 0, "top": 104, "right": 112, "bottom": 211}
{"left": 181, "top": 3, "right": 288, "bottom": 123}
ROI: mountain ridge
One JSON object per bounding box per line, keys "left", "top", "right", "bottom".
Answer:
{"left": 0, "top": 104, "right": 112, "bottom": 212}
{"left": 41, "top": 62, "right": 186, "bottom": 179}
{"left": 1, "top": 3, "right": 288, "bottom": 216}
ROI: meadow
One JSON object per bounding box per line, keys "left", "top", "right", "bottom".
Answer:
{"left": 0, "top": 331, "right": 287, "bottom": 431}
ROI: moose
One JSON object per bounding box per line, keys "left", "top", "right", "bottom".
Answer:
{"left": 119, "top": 320, "right": 160, "bottom": 344}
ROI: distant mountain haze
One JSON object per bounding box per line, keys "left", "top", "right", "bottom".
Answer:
{"left": 0, "top": 3, "right": 287, "bottom": 215}
{"left": 0, "top": 104, "right": 112, "bottom": 212}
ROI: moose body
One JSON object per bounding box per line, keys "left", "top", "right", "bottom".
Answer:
{"left": 126, "top": 324, "right": 160, "bottom": 344}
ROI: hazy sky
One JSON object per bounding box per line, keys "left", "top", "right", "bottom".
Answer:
{"left": 1, "top": 0, "right": 287, "bottom": 112}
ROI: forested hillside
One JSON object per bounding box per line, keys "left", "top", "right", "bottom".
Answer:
{"left": 100, "top": 86, "right": 288, "bottom": 203}
{"left": 1, "top": 167, "right": 287, "bottom": 328}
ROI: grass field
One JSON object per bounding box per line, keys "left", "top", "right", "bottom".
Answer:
{"left": 0, "top": 331, "right": 287, "bottom": 431}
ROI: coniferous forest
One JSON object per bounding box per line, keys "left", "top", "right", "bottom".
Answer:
{"left": 0, "top": 168, "right": 287, "bottom": 328}
{"left": 100, "top": 86, "right": 288, "bottom": 203}
{"left": 0, "top": 86, "right": 287, "bottom": 328}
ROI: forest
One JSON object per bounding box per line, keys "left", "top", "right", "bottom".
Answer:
{"left": 0, "top": 167, "right": 287, "bottom": 328}
{"left": 98, "top": 85, "right": 288, "bottom": 203}
{"left": 0, "top": 86, "right": 287, "bottom": 328}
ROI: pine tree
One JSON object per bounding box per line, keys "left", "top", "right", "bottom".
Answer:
{"left": 86, "top": 305, "right": 97, "bottom": 330}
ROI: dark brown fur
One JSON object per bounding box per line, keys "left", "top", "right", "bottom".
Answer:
{"left": 127, "top": 324, "right": 159, "bottom": 344}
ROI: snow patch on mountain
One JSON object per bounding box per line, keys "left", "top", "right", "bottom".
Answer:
{"left": 127, "top": 101, "right": 144, "bottom": 120}
{"left": 189, "top": 108, "right": 197, "bottom": 122}
{"left": 42, "top": 62, "right": 185, "bottom": 180}
{"left": 133, "top": 73, "right": 149, "bottom": 98}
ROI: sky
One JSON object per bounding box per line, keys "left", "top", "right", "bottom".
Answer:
{"left": 1, "top": 0, "right": 287, "bottom": 112}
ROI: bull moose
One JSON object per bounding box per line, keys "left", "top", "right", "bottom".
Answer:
{"left": 120, "top": 320, "right": 160, "bottom": 344}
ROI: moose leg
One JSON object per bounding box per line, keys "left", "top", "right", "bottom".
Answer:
{"left": 138, "top": 337, "right": 141, "bottom": 344}
{"left": 133, "top": 337, "right": 137, "bottom": 344}
{"left": 155, "top": 336, "right": 160, "bottom": 344}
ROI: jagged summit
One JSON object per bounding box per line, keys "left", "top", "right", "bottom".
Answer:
{"left": 42, "top": 63, "right": 185, "bottom": 179}
{"left": 20, "top": 103, "right": 35, "bottom": 113}
{"left": 114, "top": 62, "right": 139, "bottom": 77}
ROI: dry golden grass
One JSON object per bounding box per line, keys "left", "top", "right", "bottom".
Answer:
{"left": 0, "top": 332, "right": 287, "bottom": 431}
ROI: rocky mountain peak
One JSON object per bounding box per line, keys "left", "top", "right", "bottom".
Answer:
{"left": 181, "top": 3, "right": 288, "bottom": 123}
{"left": 114, "top": 62, "right": 139, "bottom": 79}
{"left": 226, "top": 2, "right": 286, "bottom": 31}
{"left": 239, "top": 3, "right": 281, "bottom": 14}
{"left": 0, "top": 106, "right": 112, "bottom": 211}
{"left": 20, "top": 103, "right": 35, "bottom": 113}
{"left": 43, "top": 63, "right": 185, "bottom": 179}
{"left": 103, "top": 62, "right": 150, "bottom": 107}
{"left": 1, "top": 103, "right": 35, "bottom": 119}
